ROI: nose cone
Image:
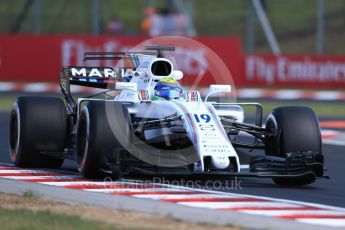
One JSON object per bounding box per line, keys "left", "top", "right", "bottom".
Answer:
{"left": 211, "top": 155, "right": 230, "bottom": 169}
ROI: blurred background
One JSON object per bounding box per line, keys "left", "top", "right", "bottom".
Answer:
{"left": 1, "top": 0, "right": 345, "bottom": 53}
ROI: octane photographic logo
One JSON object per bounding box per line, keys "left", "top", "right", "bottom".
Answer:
{"left": 104, "top": 36, "right": 237, "bottom": 168}
{"left": 103, "top": 176, "right": 243, "bottom": 191}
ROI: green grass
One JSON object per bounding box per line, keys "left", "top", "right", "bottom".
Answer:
{"left": 238, "top": 99, "right": 345, "bottom": 118}
{"left": 0, "top": 95, "right": 16, "bottom": 111}
{"left": 22, "top": 190, "right": 41, "bottom": 199}
{"left": 0, "top": 207, "right": 116, "bottom": 230}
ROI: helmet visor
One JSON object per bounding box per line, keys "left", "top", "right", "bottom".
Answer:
{"left": 156, "top": 89, "right": 181, "bottom": 100}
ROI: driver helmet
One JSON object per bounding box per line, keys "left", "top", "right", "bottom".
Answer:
{"left": 153, "top": 77, "right": 182, "bottom": 100}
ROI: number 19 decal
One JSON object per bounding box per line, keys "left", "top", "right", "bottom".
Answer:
{"left": 194, "top": 114, "right": 211, "bottom": 123}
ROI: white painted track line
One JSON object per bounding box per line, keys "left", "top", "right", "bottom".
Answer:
{"left": 242, "top": 210, "right": 345, "bottom": 216}
{"left": 297, "top": 219, "right": 345, "bottom": 227}
{"left": 178, "top": 201, "right": 300, "bottom": 209}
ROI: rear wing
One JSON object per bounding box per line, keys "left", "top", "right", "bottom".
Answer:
{"left": 60, "top": 46, "right": 176, "bottom": 88}
{"left": 60, "top": 51, "right": 150, "bottom": 89}
{"left": 82, "top": 45, "right": 175, "bottom": 61}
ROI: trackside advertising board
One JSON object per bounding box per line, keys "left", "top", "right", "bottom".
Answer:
{"left": 246, "top": 55, "right": 345, "bottom": 88}
{"left": 1, "top": 35, "right": 345, "bottom": 89}
{"left": 0, "top": 35, "right": 243, "bottom": 87}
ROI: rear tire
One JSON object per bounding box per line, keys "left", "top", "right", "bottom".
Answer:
{"left": 9, "top": 97, "right": 67, "bottom": 168}
{"left": 76, "top": 101, "right": 131, "bottom": 179}
{"left": 265, "top": 106, "right": 322, "bottom": 186}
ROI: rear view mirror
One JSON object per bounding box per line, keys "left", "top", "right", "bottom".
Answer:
{"left": 205, "top": 84, "right": 232, "bottom": 101}
{"left": 209, "top": 84, "right": 231, "bottom": 93}
{"left": 171, "top": 70, "right": 183, "bottom": 80}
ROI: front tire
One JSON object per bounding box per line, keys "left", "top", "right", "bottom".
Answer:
{"left": 265, "top": 106, "right": 322, "bottom": 186}
{"left": 9, "top": 97, "right": 67, "bottom": 168}
{"left": 76, "top": 101, "right": 131, "bottom": 179}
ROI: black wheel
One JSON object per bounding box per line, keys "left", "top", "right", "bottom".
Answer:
{"left": 272, "top": 174, "right": 316, "bottom": 186}
{"left": 265, "top": 106, "right": 322, "bottom": 186}
{"left": 76, "top": 101, "right": 131, "bottom": 179}
{"left": 9, "top": 97, "right": 67, "bottom": 168}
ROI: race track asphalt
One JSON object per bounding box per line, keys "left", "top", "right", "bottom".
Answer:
{"left": 1, "top": 111, "right": 344, "bottom": 208}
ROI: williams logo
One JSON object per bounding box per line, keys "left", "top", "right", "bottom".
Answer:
{"left": 199, "top": 124, "right": 215, "bottom": 131}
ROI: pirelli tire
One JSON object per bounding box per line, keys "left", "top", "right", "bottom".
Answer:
{"left": 9, "top": 97, "right": 67, "bottom": 168}
{"left": 265, "top": 106, "right": 323, "bottom": 186}
{"left": 76, "top": 101, "right": 131, "bottom": 179}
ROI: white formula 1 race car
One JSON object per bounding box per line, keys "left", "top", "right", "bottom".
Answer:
{"left": 9, "top": 46, "right": 327, "bottom": 186}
